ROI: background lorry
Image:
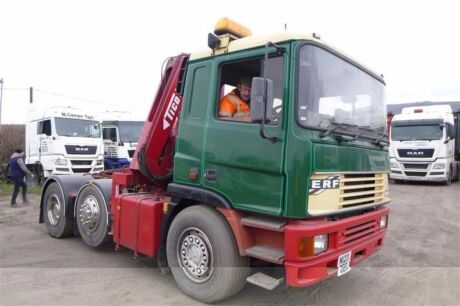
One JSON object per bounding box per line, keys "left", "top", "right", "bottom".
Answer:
{"left": 26, "top": 103, "right": 104, "bottom": 181}
{"left": 99, "top": 111, "right": 145, "bottom": 169}
{"left": 389, "top": 104, "right": 460, "bottom": 184}
{"left": 38, "top": 18, "right": 391, "bottom": 303}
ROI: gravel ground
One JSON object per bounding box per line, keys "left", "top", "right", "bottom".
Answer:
{"left": 0, "top": 181, "right": 459, "bottom": 305}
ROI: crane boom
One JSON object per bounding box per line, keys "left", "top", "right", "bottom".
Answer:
{"left": 130, "top": 54, "right": 189, "bottom": 181}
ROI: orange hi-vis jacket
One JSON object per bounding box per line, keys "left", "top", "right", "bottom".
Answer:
{"left": 219, "top": 90, "right": 250, "bottom": 118}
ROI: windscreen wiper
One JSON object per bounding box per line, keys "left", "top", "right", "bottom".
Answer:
{"left": 351, "top": 129, "right": 367, "bottom": 141}
{"left": 319, "top": 122, "right": 356, "bottom": 138}
{"left": 372, "top": 133, "right": 389, "bottom": 146}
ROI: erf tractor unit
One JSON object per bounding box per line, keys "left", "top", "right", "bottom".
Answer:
{"left": 389, "top": 105, "right": 460, "bottom": 184}
{"left": 39, "top": 19, "right": 390, "bottom": 303}
{"left": 26, "top": 104, "right": 104, "bottom": 180}
{"left": 99, "top": 111, "right": 145, "bottom": 169}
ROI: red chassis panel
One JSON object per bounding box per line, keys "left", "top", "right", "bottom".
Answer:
{"left": 111, "top": 170, "right": 169, "bottom": 257}
{"left": 112, "top": 193, "right": 168, "bottom": 257}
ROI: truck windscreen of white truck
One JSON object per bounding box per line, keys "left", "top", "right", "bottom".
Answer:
{"left": 118, "top": 121, "right": 144, "bottom": 143}
{"left": 297, "top": 45, "right": 386, "bottom": 136}
{"left": 55, "top": 118, "right": 101, "bottom": 138}
{"left": 391, "top": 124, "right": 443, "bottom": 141}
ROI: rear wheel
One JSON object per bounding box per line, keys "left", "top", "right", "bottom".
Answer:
{"left": 43, "top": 182, "right": 73, "bottom": 238}
{"left": 166, "top": 205, "right": 250, "bottom": 303}
{"left": 75, "top": 185, "right": 111, "bottom": 247}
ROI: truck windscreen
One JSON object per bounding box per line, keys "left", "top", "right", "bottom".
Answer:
{"left": 391, "top": 124, "right": 443, "bottom": 141}
{"left": 118, "top": 121, "right": 144, "bottom": 143}
{"left": 55, "top": 118, "right": 101, "bottom": 138}
{"left": 297, "top": 45, "right": 386, "bottom": 135}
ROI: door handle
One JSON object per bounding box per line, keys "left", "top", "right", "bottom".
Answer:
{"left": 204, "top": 169, "right": 218, "bottom": 182}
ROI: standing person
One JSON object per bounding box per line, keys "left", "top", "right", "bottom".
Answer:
{"left": 9, "top": 149, "right": 33, "bottom": 207}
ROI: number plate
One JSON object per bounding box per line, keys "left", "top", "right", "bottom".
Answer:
{"left": 337, "top": 251, "right": 352, "bottom": 276}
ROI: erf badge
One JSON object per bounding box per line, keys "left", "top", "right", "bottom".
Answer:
{"left": 309, "top": 176, "right": 340, "bottom": 195}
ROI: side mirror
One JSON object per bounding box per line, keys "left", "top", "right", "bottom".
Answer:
{"left": 250, "top": 77, "right": 274, "bottom": 123}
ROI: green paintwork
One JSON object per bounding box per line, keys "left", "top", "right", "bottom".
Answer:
{"left": 174, "top": 40, "right": 389, "bottom": 218}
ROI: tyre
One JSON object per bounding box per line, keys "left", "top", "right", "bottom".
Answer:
{"left": 166, "top": 205, "right": 250, "bottom": 303}
{"left": 75, "top": 185, "right": 111, "bottom": 247}
{"left": 443, "top": 167, "right": 453, "bottom": 185}
{"left": 43, "top": 182, "right": 73, "bottom": 238}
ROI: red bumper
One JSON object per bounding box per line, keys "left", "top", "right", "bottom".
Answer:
{"left": 284, "top": 206, "right": 389, "bottom": 287}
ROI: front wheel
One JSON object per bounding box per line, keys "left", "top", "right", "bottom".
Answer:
{"left": 444, "top": 167, "right": 453, "bottom": 185}
{"left": 166, "top": 205, "right": 250, "bottom": 303}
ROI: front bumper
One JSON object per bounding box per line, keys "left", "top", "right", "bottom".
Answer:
{"left": 284, "top": 206, "right": 389, "bottom": 287}
{"left": 390, "top": 170, "right": 447, "bottom": 182}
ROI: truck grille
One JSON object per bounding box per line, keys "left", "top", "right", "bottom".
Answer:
{"left": 65, "top": 145, "right": 97, "bottom": 155}
{"left": 339, "top": 220, "right": 379, "bottom": 247}
{"left": 72, "top": 168, "right": 92, "bottom": 173}
{"left": 403, "top": 163, "right": 428, "bottom": 169}
{"left": 397, "top": 149, "right": 434, "bottom": 158}
{"left": 105, "top": 146, "right": 118, "bottom": 158}
{"left": 308, "top": 172, "right": 389, "bottom": 216}
{"left": 404, "top": 171, "right": 426, "bottom": 177}
{"left": 339, "top": 173, "right": 386, "bottom": 208}
{"left": 70, "top": 160, "right": 92, "bottom": 166}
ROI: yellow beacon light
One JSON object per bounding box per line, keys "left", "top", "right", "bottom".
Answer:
{"left": 214, "top": 17, "right": 252, "bottom": 38}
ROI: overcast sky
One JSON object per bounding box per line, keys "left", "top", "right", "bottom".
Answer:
{"left": 1, "top": 0, "right": 459, "bottom": 124}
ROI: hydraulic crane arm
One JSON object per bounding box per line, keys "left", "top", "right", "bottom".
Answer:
{"left": 130, "top": 54, "right": 189, "bottom": 181}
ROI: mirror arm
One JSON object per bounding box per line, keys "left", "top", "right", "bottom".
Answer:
{"left": 257, "top": 42, "right": 284, "bottom": 144}
{"left": 259, "top": 101, "right": 280, "bottom": 143}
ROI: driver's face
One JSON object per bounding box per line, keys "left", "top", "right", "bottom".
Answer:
{"left": 238, "top": 84, "right": 251, "bottom": 102}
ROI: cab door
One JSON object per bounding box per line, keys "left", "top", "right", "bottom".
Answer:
{"left": 203, "top": 47, "right": 288, "bottom": 216}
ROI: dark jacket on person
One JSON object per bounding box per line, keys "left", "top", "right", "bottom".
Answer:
{"left": 9, "top": 153, "right": 32, "bottom": 178}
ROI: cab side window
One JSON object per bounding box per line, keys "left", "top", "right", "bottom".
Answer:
{"left": 37, "top": 119, "right": 51, "bottom": 136}
{"left": 103, "top": 127, "right": 117, "bottom": 142}
{"left": 218, "top": 58, "right": 260, "bottom": 123}
{"left": 217, "top": 55, "right": 284, "bottom": 124}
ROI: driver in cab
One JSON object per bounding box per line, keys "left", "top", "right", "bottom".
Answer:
{"left": 219, "top": 77, "right": 251, "bottom": 122}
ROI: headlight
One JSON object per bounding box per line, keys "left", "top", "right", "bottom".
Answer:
{"left": 432, "top": 163, "right": 445, "bottom": 169}
{"left": 298, "top": 234, "right": 328, "bottom": 257}
{"left": 380, "top": 215, "right": 388, "bottom": 229}
{"left": 314, "top": 234, "right": 328, "bottom": 254}
{"left": 54, "top": 158, "right": 67, "bottom": 166}
{"left": 390, "top": 162, "right": 400, "bottom": 169}
{"left": 96, "top": 159, "right": 103, "bottom": 165}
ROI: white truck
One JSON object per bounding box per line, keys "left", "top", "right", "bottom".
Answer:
{"left": 389, "top": 104, "right": 460, "bottom": 184}
{"left": 25, "top": 105, "right": 104, "bottom": 180}
{"left": 99, "top": 111, "right": 145, "bottom": 169}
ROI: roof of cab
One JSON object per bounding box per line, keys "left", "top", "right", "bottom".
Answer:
{"left": 189, "top": 32, "right": 383, "bottom": 81}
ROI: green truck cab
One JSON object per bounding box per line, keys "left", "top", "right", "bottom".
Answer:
{"left": 174, "top": 33, "right": 390, "bottom": 218}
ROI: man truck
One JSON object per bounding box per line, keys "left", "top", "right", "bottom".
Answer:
{"left": 389, "top": 104, "right": 460, "bottom": 184}
{"left": 26, "top": 104, "right": 104, "bottom": 181}
{"left": 39, "top": 18, "right": 391, "bottom": 303}
{"left": 99, "top": 111, "right": 145, "bottom": 169}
